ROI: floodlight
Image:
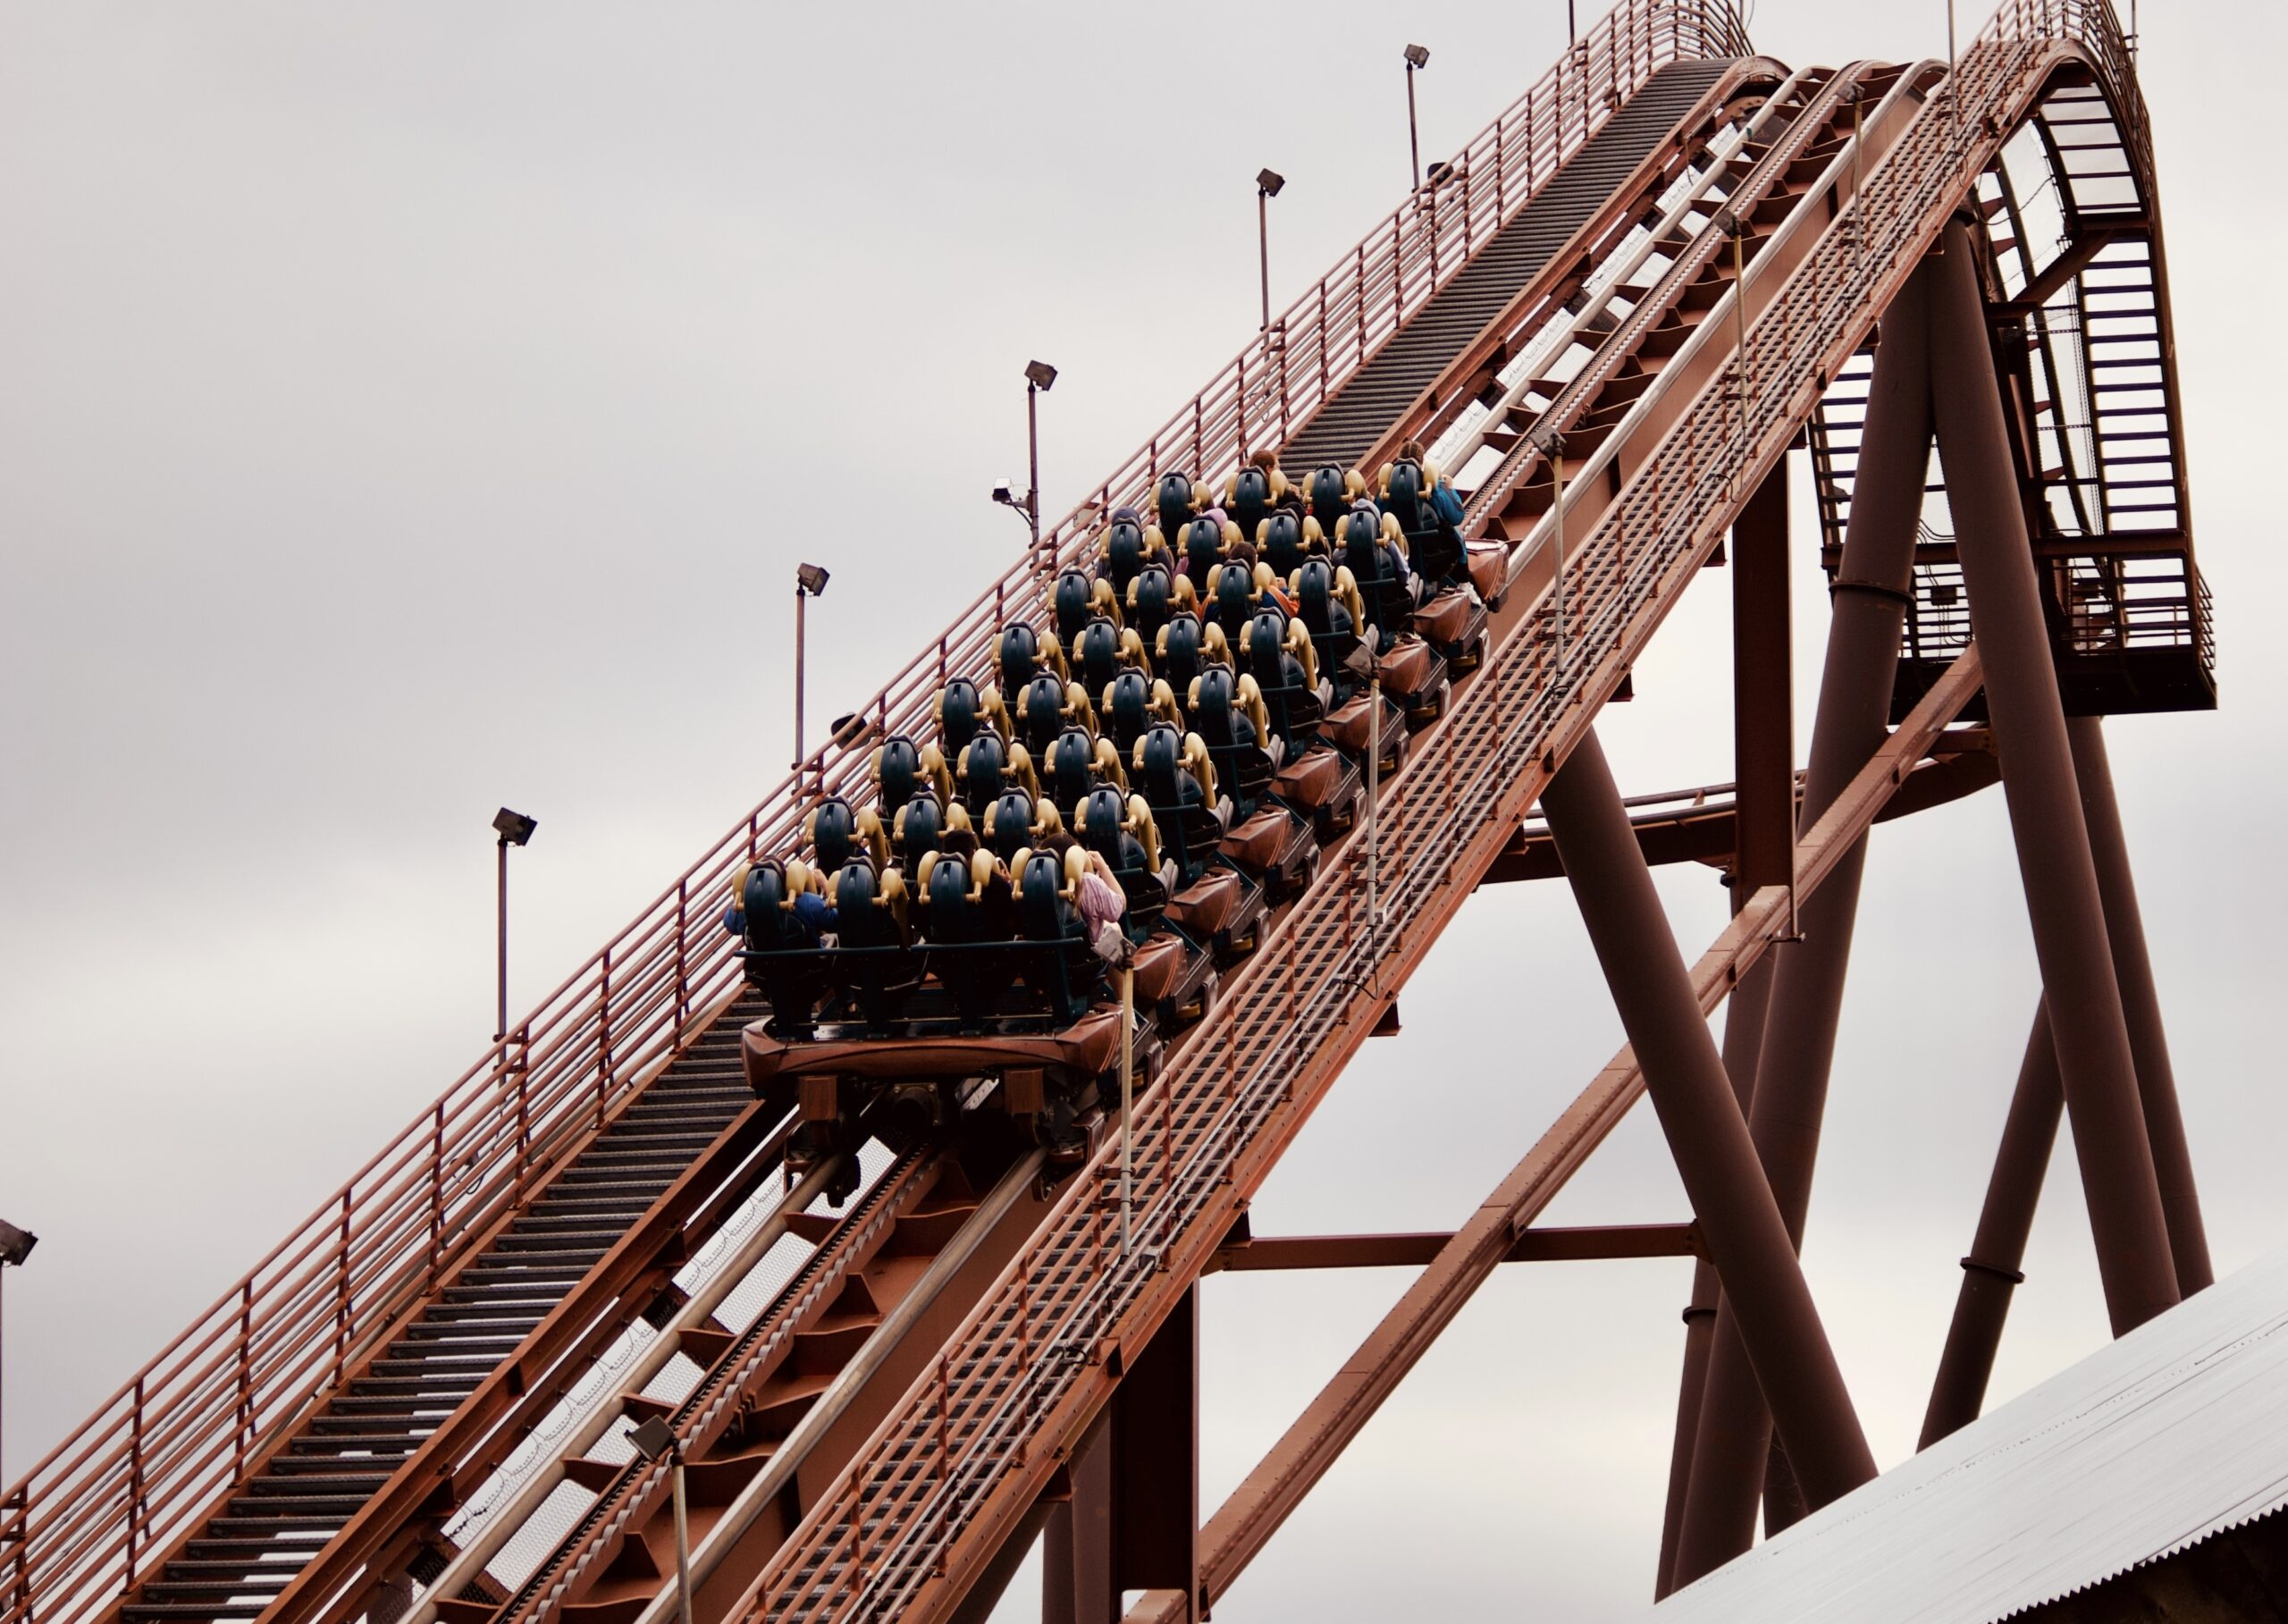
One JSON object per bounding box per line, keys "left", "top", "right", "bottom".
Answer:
{"left": 1024, "top": 359, "right": 1059, "bottom": 391}
{"left": 0, "top": 1221, "right": 36, "bottom": 1267}
{"left": 1426, "top": 160, "right": 1456, "bottom": 188}
{"left": 628, "top": 1415, "right": 677, "bottom": 1462}
{"left": 1257, "top": 168, "right": 1286, "bottom": 197}
{"left": 1403, "top": 43, "right": 1431, "bottom": 69}
{"left": 795, "top": 562, "right": 831, "bottom": 596}
{"left": 492, "top": 808, "right": 538, "bottom": 846}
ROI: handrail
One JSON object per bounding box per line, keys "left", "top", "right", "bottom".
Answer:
{"left": 0, "top": 5, "right": 1749, "bottom": 1624}
{"left": 716, "top": 4, "right": 2152, "bottom": 1620}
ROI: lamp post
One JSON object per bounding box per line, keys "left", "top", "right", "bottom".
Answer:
{"left": 491, "top": 809, "right": 537, "bottom": 1044}
{"left": 991, "top": 363, "right": 1058, "bottom": 571}
{"left": 1255, "top": 169, "right": 1285, "bottom": 332}
{"left": 627, "top": 1418, "right": 692, "bottom": 1624}
{"left": 793, "top": 563, "right": 830, "bottom": 787}
{"left": 1, "top": 1220, "right": 38, "bottom": 1487}
{"left": 1403, "top": 45, "right": 1430, "bottom": 192}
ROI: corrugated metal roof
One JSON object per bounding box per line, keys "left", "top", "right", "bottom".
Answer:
{"left": 1653, "top": 1244, "right": 2288, "bottom": 1623}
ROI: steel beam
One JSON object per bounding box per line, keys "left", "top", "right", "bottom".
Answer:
{"left": 1657, "top": 455, "right": 1793, "bottom": 1591}
{"left": 1195, "top": 654, "right": 1980, "bottom": 1611}
{"left": 1928, "top": 219, "right": 2178, "bottom": 1334}
{"left": 2067, "top": 716, "right": 2211, "bottom": 1293}
{"left": 1542, "top": 729, "right": 1875, "bottom": 1509}
{"left": 1920, "top": 1004, "right": 2063, "bottom": 1448}
{"left": 1670, "top": 257, "right": 1939, "bottom": 1591}
{"left": 1210, "top": 1224, "right": 1698, "bottom": 1271}
{"left": 1045, "top": 1290, "right": 1200, "bottom": 1623}
{"left": 1044, "top": 1422, "right": 1115, "bottom": 1624}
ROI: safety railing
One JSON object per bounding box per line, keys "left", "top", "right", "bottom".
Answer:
{"left": 0, "top": 6, "right": 1752, "bottom": 1624}
{"left": 726, "top": 4, "right": 2150, "bottom": 1620}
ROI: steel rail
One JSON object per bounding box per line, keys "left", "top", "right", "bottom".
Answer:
{"left": 2, "top": 16, "right": 1751, "bottom": 1623}
{"left": 716, "top": 9, "right": 2141, "bottom": 1619}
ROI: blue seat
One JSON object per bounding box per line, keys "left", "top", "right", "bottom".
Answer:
{"left": 894, "top": 792, "right": 945, "bottom": 871}
{"left": 1208, "top": 560, "right": 1258, "bottom": 639}
{"left": 1073, "top": 617, "right": 1123, "bottom": 694}
{"left": 1045, "top": 727, "right": 1099, "bottom": 816}
{"left": 826, "top": 859, "right": 916, "bottom": 1030}
{"left": 985, "top": 789, "right": 1038, "bottom": 862}
{"left": 1129, "top": 563, "right": 1177, "bottom": 643}
{"left": 937, "top": 677, "right": 989, "bottom": 753}
{"left": 1157, "top": 612, "right": 1207, "bottom": 711}
{"left": 1017, "top": 673, "right": 1069, "bottom": 752}
{"left": 1383, "top": 457, "right": 1466, "bottom": 585}
{"left": 1013, "top": 849, "right": 1097, "bottom": 1024}
{"left": 921, "top": 851, "right": 1003, "bottom": 1031}
{"left": 1307, "top": 465, "right": 1351, "bottom": 529}
{"left": 1258, "top": 510, "right": 1306, "bottom": 580}
{"left": 739, "top": 860, "right": 825, "bottom": 1036}
{"left": 1155, "top": 473, "right": 1199, "bottom": 543}
{"left": 1229, "top": 464, "right": 1274, "bottom": 539}
{"left": 1296, "top": 558, "right": 1363, "bottom": 694}
{"left": 1338, "top": 506, "right": 1415, "bottom": 641}
{"left": 1136, "top": 724, "right": 1221, "bottom": 886}
{"left": 875, "top": 736, "right": 925, "bottom": 815}
{"left": 1079, "top": 785, "right": 1167, "bottom": 937}
{"left": 807, "top": 797, "right": 858, "bottom": 875}
{"left": 957, "top": 732, "right": 1011, "bottom": 819}
{"left": 1244, "top": 610, "right": 1322, "bottom": 748}
{"left": 1099, "top": 507, "right": 1153, "bottom": 595}
{"left": 998, "top": 622, "right": 1048, "bottom": 693}
{"left": 1190, "top": 666, "right": 1273, "bottom": 818}
{"left": 1182, "top": 515, "right": 1225, "bottom": 587}
{"left": 1052, "top": 568, "right": 1098, "bottom": 645}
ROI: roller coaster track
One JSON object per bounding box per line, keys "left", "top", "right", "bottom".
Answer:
{"left": 4, "top": 1, "right": 2210, "bottom": 1621}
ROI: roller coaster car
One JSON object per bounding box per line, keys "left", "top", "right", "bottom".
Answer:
{"left": 743, "top": 1005, "right": 1139, "bottom": 1166}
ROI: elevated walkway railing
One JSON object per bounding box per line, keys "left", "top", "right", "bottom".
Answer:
{"left": 0, "top": 6, "right": 1748, "bottom": 1624}
{"left": 722, "top": 4, "right": 2154, "bottom": 1620}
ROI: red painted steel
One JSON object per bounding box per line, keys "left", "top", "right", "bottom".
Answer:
{"left": 713, "top": 5, "right": 2149, "bottom": 1613}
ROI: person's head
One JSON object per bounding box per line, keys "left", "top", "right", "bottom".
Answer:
{"left": 1400, "top": 439, "right": 1426, "bottom": 462}
{"left": 1250, "top": 447, "right": 1278, "bottom": 472}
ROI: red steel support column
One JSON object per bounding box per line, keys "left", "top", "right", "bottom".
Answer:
{"left": 2067, "top": 716, "right": 2212, "bottom": 1293}
{"left": 1046, "top": 1290, "right": 1200, "bottom": 1623}
{"left": 1044, "top": 1423, "right": 1115, "bottom": 1624}
{"left": 1656, "top": 460, "right": 1792, "bottom": 1593}
{"left": 1114, "top": 1286, "right": 1199, "bottom": 1621}
{"left": 1544, "top": 731, "right": 1875, "bottom": 1517}
{"left": 1928, "top": 220, "right": 2178, "bottom": 1334}
{"left": 1920, "top": 1005, "right": 2063, "bottom": 1447}
{"left": 1672, "top": 262, "right": 1937, "bottom": 1591}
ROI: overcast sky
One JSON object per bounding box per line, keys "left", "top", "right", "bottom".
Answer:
{"left": 4, "top": 3, "right": 2282, "bottom": 1620}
